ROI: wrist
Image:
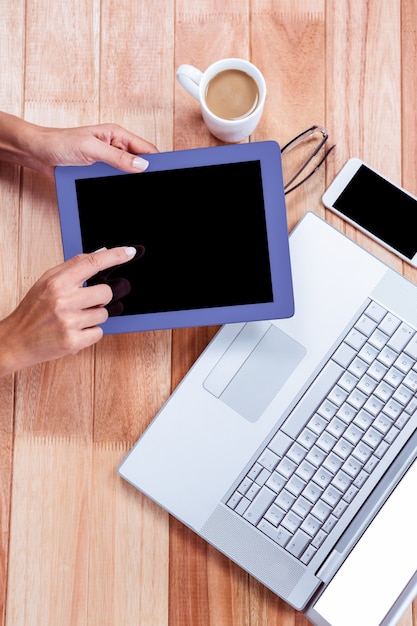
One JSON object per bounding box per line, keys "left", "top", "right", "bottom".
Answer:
{"left": 0, "top": 111, "right": 43, "bottom": 170}
{"left": 0, "top": 316, "right": 29, "bottom": 377}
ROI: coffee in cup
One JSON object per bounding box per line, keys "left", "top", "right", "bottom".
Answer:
{"left": 205, "top": 69, "right": 260, "bottom": 121}
{"left": 176, "top": 58, "right": 266, "bottom": 143}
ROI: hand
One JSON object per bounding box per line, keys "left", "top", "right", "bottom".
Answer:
{"left": 0, "top": 112, "right": 158, "bottom": 177}
{"left": 35, "top": 123, "right": 158, "bottom": 177}
{"left": 0, "top": 246, "right": 138, "bottom": 376}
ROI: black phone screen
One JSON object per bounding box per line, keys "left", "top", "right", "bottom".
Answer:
{"left": 333, "top": 165, "right": 417, "bottom": 260}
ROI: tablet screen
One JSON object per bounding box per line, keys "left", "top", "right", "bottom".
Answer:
{"left": 75, "top": 161, "right": 273, "bottom": 316}
{"left": 56, "top": 142, "right": 294, "bottom": 333}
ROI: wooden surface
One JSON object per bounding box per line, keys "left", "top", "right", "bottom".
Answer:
{"left": 1, "top": 1, "right": 417, "bottom": 624}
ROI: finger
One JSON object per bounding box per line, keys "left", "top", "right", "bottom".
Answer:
{"left": 107, "top": 277, "right": 131, "bottom": 302}
{"left": 79, "top": 304, "right": 109, "bottom": 329}
{"left": 88, "top": 245, "right": 145, "bottom": 285}
{"left": 77, "top": 325, "right": 105, "bottom": 350}
{"left": 92, "top": 142, "right": 151, "bottom": 172}
{"left": 89, "top": 125, "right": 158, "bottom": 172}
{"left": 106, "top": 301, "right": 124, "bottom": 317}
{"left": 104, "top": 124, "right": 158, "bottom": 155}
{"left": 65, "top": 246, "right": 138, "bottom": 285}
{"left": 79, "top": 283, "right": 114, "bottom": 308}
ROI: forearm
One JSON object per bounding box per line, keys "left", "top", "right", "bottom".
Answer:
{"left": 0, "top": 112, "right": 155, "bottom": 176}
{"left": 0, "top": 111, "right": 43, "bottom": 170}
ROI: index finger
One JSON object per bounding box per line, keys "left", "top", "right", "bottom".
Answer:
{"left": 64, "top": 246, "right": 137, "bottom": 284}
{"left": 106, "top": 125, "right": 159, "bottom": 155}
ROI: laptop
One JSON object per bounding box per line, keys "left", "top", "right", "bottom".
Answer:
{"left": 55, "top": 141, "right": 294, "bottom": 333}
{"left": 119, "top": 211, "right": 417, "bottom": 625}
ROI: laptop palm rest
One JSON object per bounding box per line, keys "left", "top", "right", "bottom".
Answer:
{"left": 203, "top": 321, "right": 306, "bottom": 422}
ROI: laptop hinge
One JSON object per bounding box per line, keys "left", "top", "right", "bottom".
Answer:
{"left": 316, "top": 550, "right": 343, "bottom": 584}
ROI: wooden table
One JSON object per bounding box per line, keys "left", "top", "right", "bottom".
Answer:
{"left": 1, "top": 1, "right": 417, "bottom": 624}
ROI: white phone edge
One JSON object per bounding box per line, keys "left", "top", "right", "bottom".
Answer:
{"left": 322, "top": 157, "right": 417, "bottom": 268}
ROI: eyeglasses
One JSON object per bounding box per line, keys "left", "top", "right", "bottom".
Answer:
{"left": 280, "top": 125, "right": 336, "bottom": 194}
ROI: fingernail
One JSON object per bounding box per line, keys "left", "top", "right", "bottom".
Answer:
{"left": 124, "top": 246, "right": 137, "bottom": 257}
{"left": 133, "top": 156, "right": 149, "bottom": 171}
{"left": 93, "top": 246, "right": 107, "bottom": 253}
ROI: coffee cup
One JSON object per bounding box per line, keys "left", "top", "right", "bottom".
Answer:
{"left": 176, "top": 58, "right": 266, "bottom": 143}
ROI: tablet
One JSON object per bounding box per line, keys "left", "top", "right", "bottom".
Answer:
{"left": 55, "top": 141, "right": 294, "bottom": 334}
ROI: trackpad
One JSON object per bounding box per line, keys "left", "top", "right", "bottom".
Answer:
{"left": 204, "top": 323, "right": 306, "bottom": 422}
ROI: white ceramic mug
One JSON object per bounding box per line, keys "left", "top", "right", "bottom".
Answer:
{"left": 176, "top": 58, "right": 266, "bottom": 143}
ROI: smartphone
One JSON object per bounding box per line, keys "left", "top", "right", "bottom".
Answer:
{"left": 322, "top": 157, "right": 417, "bottom": 267}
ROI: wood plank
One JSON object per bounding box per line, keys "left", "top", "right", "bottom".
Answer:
{"left": 0, "top": 375, "right": 14, "bottom": 626}
{"left": 16, "top": 0, "right": 101, "bottom": 436}
{"left": 252, "top": 0, "right": 326, "bottom": 231}
{"left": 99, "top": 0, "right": 174, "bottom": 151}
{"left": 325, "top": 0, "right": 403, "bottom": 270}
{"left": 24, "top": 0, "right": 99, "bottom": 108}
{"left": 88, "top": 443, "right": 169, "bottom": 626}
{"left": 92, "top": 3, "right": 175, "bottom": 625}
{"left": 0, "top": 2, "right": 26, "bottom": 624}
{"left": 172, "top": 3, "right": 252, "bottom": 622}
{"left": 171, "top": 2, "right": 324, "bottom": 624}
{"left": 6, "top": 1, "right": 99, "bottom": 624}
{"left": 175, "top": 0, "right": 250, "bottom": 151}
{"left": 93, "top": 332, "right": 172, "bottom": 443}
{"left": 0, "top": 162, "right": 20, "bottom": 626}
{"left": 326, "top": 0, "right": 401, "bottom": 175}
{"left": 95, "top": 0, "right": 175, "bottom": 443}
{"left": 7, "top": 437, "right": 91, "bottom": 626}
{"left": 249, "top": 4, "right": 325, "bottom": 623}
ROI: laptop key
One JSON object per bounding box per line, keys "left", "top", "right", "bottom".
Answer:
{"left": 275, "top": 489, "right": 296, "bottom": 512}
{"left": 378, "top": 312, "right": 400, "bottom": 336}
{"left": 404, "top": 369, "right": 417, "bottom": 391}
{"left": 286, "top": 474, "right": 306, "bottom": 497}
{"left": 243, "top": 486, "right": 276, "bottom": 525}
{"left": 268, "top": 430, "right": 292, "bottom": 457}
{"left": 286, "top": 529, "right": 310, "bottom": 558}
{"left": 264, "top": 504, "right": 285, "bottom": 526}
{"left": 404, "top": 334, "right": 417, "bottom": 358}
{"left": 235, "top": 497, "right": 251, "bottom": 516}
{"left": 258, "top": 448, "right": 279, "bottom": 471}
{"left": 281, "top": 511, "right": 303, "bottom": 533}
{"left": 301, "top": 544, "right": 317, "bottom": 565}
{"left": 387, "top": 323, "right": 414, "bottom": 352}
{"left": 266, "top": 470, "right": 287, "bottom": 493}
{"left": 272, "top": 524, "right": 292, "bottom": 547}
{"left": 333, "top": 342, "right": 356, "bottom": 367}
{"left": 364, "top": 301, "right": 386, "bottom": 323}
{"left": 277, "top": 457, "right": 297, "bottom": 479}
{"left": 292, "top": 496, "right": 312, "bottom": 519}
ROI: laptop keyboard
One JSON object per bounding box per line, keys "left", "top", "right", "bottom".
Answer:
{"left": 226, "top": 299, "right": 417, "bottom": 565}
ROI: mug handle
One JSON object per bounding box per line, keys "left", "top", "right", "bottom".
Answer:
{"left": 176, "top": 64, "right": 203, "bottom": 101}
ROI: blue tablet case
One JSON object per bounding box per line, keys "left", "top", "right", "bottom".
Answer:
{"left": 55, "top": 141, "right": 294, "bottom": 333}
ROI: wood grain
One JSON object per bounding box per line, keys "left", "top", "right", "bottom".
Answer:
{"left": 0, "top": 2, "right": 25, "bottom": 624}
{"left": 0, "top": 0, "right": 416, "bottom": 624}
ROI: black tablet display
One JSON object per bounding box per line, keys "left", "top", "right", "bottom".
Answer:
{"left": 55, "top": 141, "right": 294, "bottom": 333}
